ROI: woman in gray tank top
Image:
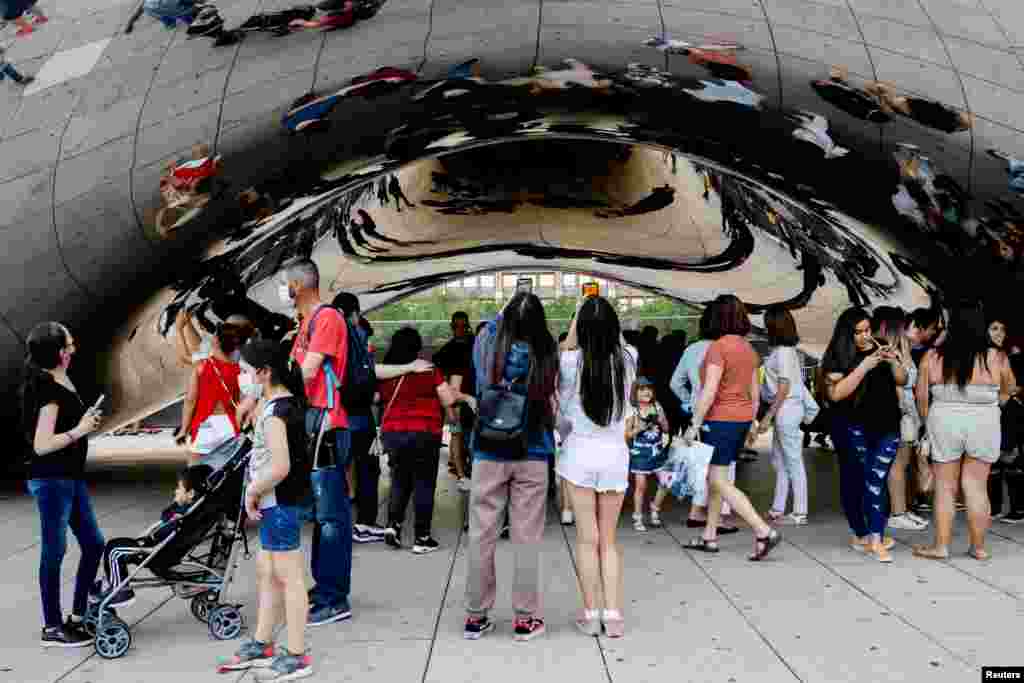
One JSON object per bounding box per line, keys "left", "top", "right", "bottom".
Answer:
{"left": 913, "top": 304, "right": 1015, "bottom": 562}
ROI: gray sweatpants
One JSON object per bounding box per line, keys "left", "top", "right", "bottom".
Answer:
{"left": 465, "top": 459, "right": 548, "bottom": 618}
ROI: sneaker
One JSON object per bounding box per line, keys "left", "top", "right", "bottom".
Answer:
{"left": 99, "top": 587, "right": 137, "bottom": 609}
{"left": 216, "top": 640, "right": 276, "bottom": 672}
{"left": 648, "top": 509, "right": 662, "bottom": 528}
{"left": 632, "top": 513, "right": 647, "bottom": 532}
{"left": 306, "top": 603, "right": 352, "bottom": 627}
{"left": 1001, "top": 511, "right": 1024, "bottom": 524}
{"left": 464, "top": 615, "right": 494, "bottom": 640}
{"left": 384, "top": 525, "right": 402, "bottom": 549}
{"left": 778, "top": 513, "right": 808, "bottom": 526}
{"left": 560, "top": 510, "right": 575, "bottom": 526}
{"left": 355, "top": 523, "right": 388, "bottom": 537}
{"left": 41, "top": 623, "right": 93, "bottom": 648}
{"left": 412, "top": 536, "right": 440, "bottom": 555}
{"left": 739, "top": 449, "right": 758, "bottom": 462}
{"left": 905, "top": 511, "right": 930, "bottom": 527}
{"left": 254, "top": 651, "right": 313, "bottom": 681}
{"left": 353, "top": 529, "right": 383, "bottom": 544}
{"left": 513, "top": 616, "right": 545, "bottom": 642}
{"left": 887, "top": 513, "right": 927, "bottom": 531}
{"left": 457, "top": 477, "right": 472, "bottom": 492}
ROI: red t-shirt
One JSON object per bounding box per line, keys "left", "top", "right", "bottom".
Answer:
{"left": 378, "top": 369, "right": 445, "bottom": 435}
{"left": 291, "top": 306, "right": 349, "bottom": 429}
{"left": 700, "top": 335, "right": 759, "bottom": 422}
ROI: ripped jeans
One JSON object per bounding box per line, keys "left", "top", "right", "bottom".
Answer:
{"left": 831, "top": 418, "right": 899, "bottom": 537}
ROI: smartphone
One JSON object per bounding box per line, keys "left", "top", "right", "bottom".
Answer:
{"left": 90, "top": 394, "right": 106, "bottom": 413}
{"left": 516, "top": 278, "right": 533, "bottom": 294}
{"left": 581, "top": 282, "right": 599, "bottom": 298}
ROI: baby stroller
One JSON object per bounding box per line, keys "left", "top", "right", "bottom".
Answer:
{"left": 85, "top": 437, "right": 253, "bottom": 659}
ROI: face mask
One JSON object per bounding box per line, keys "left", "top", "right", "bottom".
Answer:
{"left": 278, "top": 284, "right": 293, "bottom": 305}
{"left": 59, "top": 348, "right": 72, "bottom": 370}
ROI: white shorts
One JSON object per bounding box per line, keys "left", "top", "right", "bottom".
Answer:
{"left": 191, "top": 414, "right": 237, "bottom": 454}
{"left": 555, "top": 433, "right": 629, "bottom": 493}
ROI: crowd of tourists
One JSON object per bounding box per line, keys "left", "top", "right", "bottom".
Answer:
{"left": 17, "top": 258, "right": 1021, "bottom": 679}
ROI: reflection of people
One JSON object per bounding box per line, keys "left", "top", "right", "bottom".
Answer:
{"left": 4, "top": 0, "right": 47, "bottom": 36}
{"left": 143, "top": 0, "right": 199, "bottom": 28}
{"left": 388, "top": 175, "right": 416, "bottom": 210}
{"left": 865, "top": 81, "right": 973, "bottom": 133}
{"left": 788, "top": 111, "right": 848, "bottom": 159}
{"left": 20, "top": 322, "right": 105, "bottom": 648}
{"left": 0, "top": 46, "right": 34, "bottom": 85}
{"left": 987, "top": 149, "right": 1024, "bottom": 195}
{"left": 811, "top": 66, "right": 889, "bottom": 123}
{"left": 156, "top": 144, "right": 223, "bottom": 237}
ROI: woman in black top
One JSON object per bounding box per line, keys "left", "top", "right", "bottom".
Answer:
{"left": 19, "top": 322, "right": 105, "bottom": 647}
{"left": 822, "top": 308, "right": 907, "bottom": 563}
{"left": 219, "top": 340, "right": 313, "bottom": 678}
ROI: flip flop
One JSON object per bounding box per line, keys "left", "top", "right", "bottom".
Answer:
{"left": 966, "top": 546, "right": 991, "bottom": 561}
{"left": 685, "top": 537, "right": 719, "bottom": 553}
{"left": 912, "top": 545, "right": 949, "bottom": 560}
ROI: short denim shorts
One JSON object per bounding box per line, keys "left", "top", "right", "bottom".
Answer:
{"left": 703, "top": 420, "right": 753, "bottom": 466}
{"left": 259, "top": 505, "right": 302, "bottom": 552}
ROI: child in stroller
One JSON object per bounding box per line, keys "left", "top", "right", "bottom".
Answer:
{"left": 92, "top": 466, "right": 212, "bottom": 608}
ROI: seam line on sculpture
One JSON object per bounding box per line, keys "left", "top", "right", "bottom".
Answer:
{"left": 753, "top": 0, "right": 784, "bottom": 109}
{"left": 974, "top": 0, "right": 1024, "bottom": 70}
{"left": 416, "top": 0, "right": 435, "bottom": 74}
{"left": 532, "top": 0, "right": 543, "bottom": 70}
{"left": 420, "top": 503, "right": 464, "bottom": 683}
{"left": 913, "top": 0, "right": 975, "bottom": 194}
{"left": 662, "top": 523, "right": 804, "bottom": 681}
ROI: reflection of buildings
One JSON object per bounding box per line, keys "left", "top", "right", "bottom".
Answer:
{"left": 424, "top": 270, "right": 656, "bottom": 309}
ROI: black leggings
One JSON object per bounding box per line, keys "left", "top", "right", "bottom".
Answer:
{"left": 351, "top": 429, "right": 380, "bottom": 527}
{"left": 383, "top": 432, "right": 441, "bottom": 538}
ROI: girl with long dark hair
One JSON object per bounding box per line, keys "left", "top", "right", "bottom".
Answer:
{"left": 378, "top": 327, "right": 470, "bottom": 554}
{"left": 465, "top": 292, "right": 558, "bottom": 643}
{"left": 913, "top": 304, "right": 1015, "bottom": 561}
{"left": 20, "top": 322, "right": 105, "bottom": 647}
{"left": 557, "top": 296, "right": 636, "bottom": 638}
{"left": 822, "top": 307, "right": 907, "bottom": 562}
{"left": 218, "top": 340, "right": 312, "bottom": 678}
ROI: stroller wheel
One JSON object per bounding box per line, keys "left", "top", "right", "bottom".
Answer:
{"left": 83, "top": 603, "right": 119, "bottom": 636}
{"left": 95, "top": 620, "right": 132, "bottom": 659}
{"left": 190, "top": 590, "right": 219, "bottom": 623}
{"left": 209, "top": 605, "right": 244, "bottom": 640}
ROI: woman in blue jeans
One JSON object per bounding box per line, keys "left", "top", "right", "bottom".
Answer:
{"left": 821, "top": 308, "right": 907, "bottom": 562}
{"left": 19, "top": 322, "right": 105, "bottom": 647}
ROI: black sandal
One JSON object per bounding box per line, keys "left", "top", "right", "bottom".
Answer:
{"left": 685, "top": 537, "right": 719, "bottom": 553}
{"left": 749, "top": 530, "right": 781, "bottom": 561}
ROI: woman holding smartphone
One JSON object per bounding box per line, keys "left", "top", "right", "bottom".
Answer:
{"left": 19, "top": 322, "right": 106, "bottom": 647}
{"left": 821, "top": 308, "right": 907, "bottom": 562}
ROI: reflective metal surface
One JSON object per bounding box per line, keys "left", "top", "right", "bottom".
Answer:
{"left": 0, "top": 0, "right": 1021, "bottom": 428}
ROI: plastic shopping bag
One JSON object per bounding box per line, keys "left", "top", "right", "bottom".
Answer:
{"left": 656, "top": 440, "right": 715, "bottom": 502}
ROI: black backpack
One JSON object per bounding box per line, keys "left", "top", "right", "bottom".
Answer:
{"left": 308, "top": 306, "right": 377, "bottom": 414}
{"left": 474, "top": 377, "right": 529, "bottom": 445}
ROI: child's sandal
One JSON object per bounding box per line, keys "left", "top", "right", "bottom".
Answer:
{"left": 685, "top": 537, "right": 719, "bottom": 553}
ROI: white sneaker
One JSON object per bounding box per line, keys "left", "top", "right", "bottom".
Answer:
{"left": 354, "top": 523, "right": 388, "bottom": 537}
{"left": 649, "top": 509, "right": 663, "bottom": 527}
{"left": 457, "top": 477, "right": 472, "bottom": 493}
{"left": 560, "top": 510, "right": 575, "bottom": 526}
{"left": 905, "top": 512, "right": 930, "bottom": 527}
{"left": 632, "top": 513, "right": 647, "bottom": 532}
{"left": 887, "top": 513, "right": 927, "bottom": 531}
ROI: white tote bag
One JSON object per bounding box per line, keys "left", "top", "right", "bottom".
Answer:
{"left": 656, "top": 439, "right": 715, "bottom": 502}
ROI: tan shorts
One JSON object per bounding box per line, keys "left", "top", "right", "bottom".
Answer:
{"left": 926, "top": 404, "right": 1000, "bottom": 464}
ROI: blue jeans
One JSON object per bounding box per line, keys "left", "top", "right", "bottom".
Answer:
{"left": 1008, "top": 158, "right": 1024, "bottom": 194}
{"left": 304, "top": 409, "right": 352, "bottom": 609}
{"left": 831, "top": 418, "right": 899, "bottom": 537}
{"left": 27, "top": 479, "right": 106, "bottom": 627}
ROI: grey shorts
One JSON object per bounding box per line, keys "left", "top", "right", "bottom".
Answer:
{"left": 926, "top": 404, "right": 1000, "bottom": 464}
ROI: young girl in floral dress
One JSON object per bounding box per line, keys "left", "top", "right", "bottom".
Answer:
{"left": 626, "top": 377, "right": 671, "bottom": 531}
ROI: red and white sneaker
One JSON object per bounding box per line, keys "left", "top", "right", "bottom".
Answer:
{"left": 512, "top": 616, "right": 545, "bottom": 642}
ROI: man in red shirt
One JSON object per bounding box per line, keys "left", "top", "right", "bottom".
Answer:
{"left": 282, "top": 259, "right": 353, "bottom": 627}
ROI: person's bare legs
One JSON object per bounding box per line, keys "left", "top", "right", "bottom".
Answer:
{"left": 961, "top": 456, "right": 992, "bottom": 558}
{"left": 889, "top": 445, "right": 911, "bottom": 515}
{"left": 652, "top": 485, "right": 669, "bottom": 513}
{"left": 704, "top": 465, "right": 772, "bottom": 548}
{"left": 560, "top": 477, "right": 574, "bottom": 518}
{"left": 273, "top": 551, "right": 308, "bottom": 655}
{"left": 450, "top": 432, "right": 467, "bottom": 481}
{"left": 597, "top": 490, "right": 626, "bottom": 636}
{"left": 253, "top": 551, "right": 283, "bottom": 644}
{"left": 567, "top": 483, "right": 599, "bottom": 610}
{"left": 915, "top": 460, "right": 959, "bottom": 559}
{"left": 631, "top": 474, "right": 647, "bottom": 517}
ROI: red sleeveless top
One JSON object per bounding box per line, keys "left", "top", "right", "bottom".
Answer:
{"left": 189, "top": 358, "right": 241, "bottom": 440}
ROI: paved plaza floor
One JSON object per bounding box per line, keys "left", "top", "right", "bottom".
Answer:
{"left": 3, "top": 435, "right": 1022, "bottom": 682}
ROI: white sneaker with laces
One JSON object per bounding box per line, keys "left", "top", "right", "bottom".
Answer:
{"left": 905, "top": 512, "right": 930, "bottom": 527}
{"left": 457, "top": 478, "right": 472, "bottom": 493}
{"left": 887, "top": 513, "right": 926, "bottom": 531}
{"left": 632, "top": 513, "right": 646, "bottom": 532}
{"left": 560, "top": 510, "right": 574, "bottom": 526}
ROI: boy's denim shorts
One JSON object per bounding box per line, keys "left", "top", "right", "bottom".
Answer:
{"left": 259, "top": 505, "right": 302, "bottom": 552}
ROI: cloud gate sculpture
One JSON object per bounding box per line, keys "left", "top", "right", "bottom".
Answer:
{"left": 0, "top": 0, "right": 1021, "bottom": 434}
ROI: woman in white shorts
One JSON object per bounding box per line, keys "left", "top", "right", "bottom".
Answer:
{"left": 557, "top": 296, "right": 636, "bottom": 639}
{"left": 913, "top": 304, "right": 1015, "bottom": 561}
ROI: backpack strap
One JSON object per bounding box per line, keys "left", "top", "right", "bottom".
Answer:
{"left": 306, "top": 305, "right": 340, "bottom": 410}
